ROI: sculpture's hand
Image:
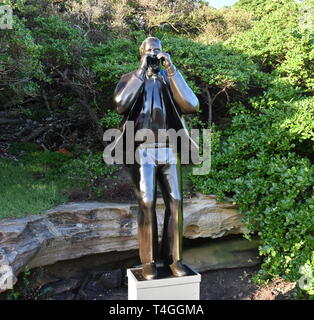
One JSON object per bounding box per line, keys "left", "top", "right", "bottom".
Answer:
{"left": 136, "top": 54, "right": 151, "bottom": 80}
{"left": 157, "top": 52, "right": 173, "bottom": 69}
{"left": 139, "top": 54, "right": 150, "bottom": 70}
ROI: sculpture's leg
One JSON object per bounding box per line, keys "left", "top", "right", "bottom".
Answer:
{"left": 127, "top": 151, "right": 158, "bottom": 279}
{"left": 158, "top": 183, "right": 171, "bottom": 262}
{"left": 157, "top": 149, "right": 187, "bottom": 277}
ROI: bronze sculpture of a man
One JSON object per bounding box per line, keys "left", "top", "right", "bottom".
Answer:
{"left": 113, "top": 37, "right": 199, "bottom": 280}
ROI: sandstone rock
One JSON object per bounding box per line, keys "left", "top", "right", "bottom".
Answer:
{"left": 0, "top": 194, "right": 248, "bottom": 293}
{"left": 182, "top": 194, "right": 247, "bottom": 239}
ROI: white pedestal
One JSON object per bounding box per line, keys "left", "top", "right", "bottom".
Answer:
{"left": 127, "top": 265, "right": 201, "bottom": 300}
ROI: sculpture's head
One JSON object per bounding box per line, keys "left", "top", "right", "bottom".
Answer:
{"left": 139, "top": 37, "right": 162, "bottom": 73}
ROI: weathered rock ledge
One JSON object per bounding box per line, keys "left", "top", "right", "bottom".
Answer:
{"left": 0, "top": 194, "right": 248, "bottom": 292}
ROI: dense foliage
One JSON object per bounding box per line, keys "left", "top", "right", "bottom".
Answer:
{"left": 191, "top": 0, "right": 314, "bottom": 297}
{"left": 0, "top": 0, "right": 313, "bottom": 297}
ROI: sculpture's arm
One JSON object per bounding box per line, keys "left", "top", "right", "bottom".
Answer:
{"left": 166, "top": 65, "right": 199, "bottom": 114}
{"left": 113, "top": 68, "right": 145, "bottom": 114}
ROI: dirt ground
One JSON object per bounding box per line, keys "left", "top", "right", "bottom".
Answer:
{"left": 199, "top": 265, "right": 295, "bottom": 300}
{"left": 48, "top": 265, "right": 296, "bottom": 300}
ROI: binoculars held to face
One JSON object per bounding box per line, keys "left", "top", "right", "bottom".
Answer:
{"left": 147, "top": 55, "right": 164, "bottom": 66}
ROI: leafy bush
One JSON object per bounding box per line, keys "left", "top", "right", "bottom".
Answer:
{"left": 91, "top": 31, "right": 267, "bottom": 97}
{"left": 90, "top": 35, "right": 141, "bottom": 89}
{"left": 190, "top": 79, "right": 314, "bottom": 297}
{"left": 191, "top": 5, "right": 253, "bottom": 44}
{"left": 60, "top": 151, "right": 118, "bottom": 184}
{"left": 0, "top": 16, "right": 45, "bottom": 102}
{"left": 228, "top": 1, "right": 314, "bottom": 92}
{"left": 99, "top": 109, "right": 123, "bottom": 129}
{"left": 235, "top": 0, "right": 295, "bottom": 19}
{"left": 33, "top": 15, "right": 88, "bottom": 68}
{"left": 186, "top": 3, "right": 314, "bottom": 297}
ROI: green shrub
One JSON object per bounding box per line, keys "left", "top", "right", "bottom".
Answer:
{"left": 0, "top": 15, "right": 45, "bottom": 102}
{"left": 228, "top": 1, "right": 314, "bottom": 92}
{"left": 99, "top": 110, "right": 123, "bottom": 129}
{"left": 33, "top": 15, "right": 88, "bottom": 67}
{"left": 60, "top": 151, "right": 118, "bottom": 183}
{"left": 190, "top": 84, "right": 314, "bottom": 297}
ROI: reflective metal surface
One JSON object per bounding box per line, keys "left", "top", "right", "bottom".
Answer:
{"left": 113, "top": 37, "right": 199, "bottom": 279}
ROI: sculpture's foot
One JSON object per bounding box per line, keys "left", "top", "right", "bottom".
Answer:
{"left": 142, "top": 262, "right": 157, "bottom": 280}
{"left": 169, "top": 260, "right": 188, "bottom": 277}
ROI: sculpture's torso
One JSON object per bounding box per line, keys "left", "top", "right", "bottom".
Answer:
{"left": 135, "top": 72, "right": 168, "bottom": 135}
{"left": 134, "top": 71, "right": 172, "bottom": 147}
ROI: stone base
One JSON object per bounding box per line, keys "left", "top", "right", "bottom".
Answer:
{"left": 127, "top": 264, "right": 201, "bottom": 300}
